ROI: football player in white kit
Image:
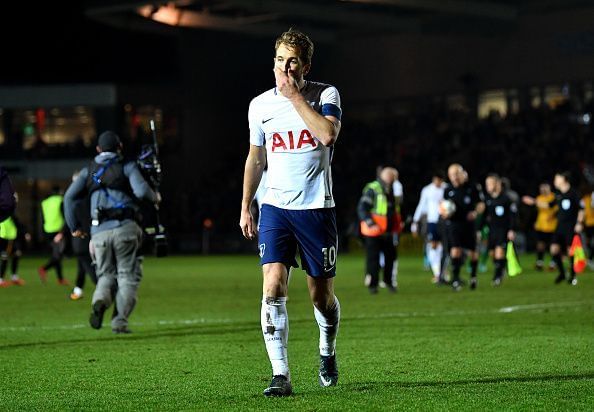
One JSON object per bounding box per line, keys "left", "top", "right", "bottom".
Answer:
{"left": 411, "top": 172, "right": 446, "bottom": 283}
{"left": 239, "top": 29, "right": 342, "bottom": 396}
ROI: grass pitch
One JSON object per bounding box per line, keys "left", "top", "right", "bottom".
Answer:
{"left": 0, "top": 253, "right": 593, "bottom": 411}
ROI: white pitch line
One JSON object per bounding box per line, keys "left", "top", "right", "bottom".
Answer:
{"left": 351, "top": 309, "right": 493, "bottom": 319}
{"left": 0, "top": 323, "right": 89, "bottom": 332}
{"left": 0, "top": 318, "right": 234, "bottom": 333}
{"left": 0, "top": 301, "right": 591, "bottom": 333}
{"left": 498, "top": 300, "right": 594, "bottom": 313}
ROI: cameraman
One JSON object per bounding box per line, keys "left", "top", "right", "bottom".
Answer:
{"left": 64, "top": 131, "right": 160, "bottom": 334}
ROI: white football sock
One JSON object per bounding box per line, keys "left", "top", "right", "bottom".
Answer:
{"left": 261, "top": 296, "right": 289, "bottom": 378}
{"left": 427, "top": 243, "right": 443, "bottom": 277}
{"left": 392, "top": 260, "right": 399, "bottom": 287}
{"left": 314, "top": 296, "right": 340, "bottom": 357}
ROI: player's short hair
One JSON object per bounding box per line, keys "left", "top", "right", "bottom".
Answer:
{"left": 275, "top": 28, "right": 314, "bottom": 64}
{"left": 556, "top": 171, "right": 571, "bottom": 183}
{"left": 432, "top": 170, "right": 445, "bottom": 180}
{"left": 486, "top": 173, "right": 501, "bottom": 181}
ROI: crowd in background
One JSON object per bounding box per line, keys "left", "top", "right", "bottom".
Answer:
{"left": 2, "top": 99, "right": 593, "bottom": 254}
{"left": 157, "top": 98, "right": 593, "bottom": 253}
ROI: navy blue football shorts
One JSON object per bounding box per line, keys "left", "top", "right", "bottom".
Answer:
{"left": 258, "top": 204, "right": 338, "bottom": 278}
{"left": 426, "top": 222, "right": 441, "bottom": 242}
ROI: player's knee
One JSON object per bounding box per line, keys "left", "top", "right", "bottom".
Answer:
{"left": 264, "top": 281, "right": 285, "bottom": 296}
{"left": 309, "top": 281, "right": 334, "bottom": 311}
{"left": 315, "top": 293, "right": 336, "bottom": 313}
{"left": 263, "top": 263, "right": 288, "bottom": 296}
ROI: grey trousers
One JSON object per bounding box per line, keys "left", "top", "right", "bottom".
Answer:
{"left": 91, "top": 221, "right": 143, "bottom": 329}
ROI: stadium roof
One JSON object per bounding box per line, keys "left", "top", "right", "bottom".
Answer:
{"left": 85, "top": 0, "right": 594, "bottom": 42}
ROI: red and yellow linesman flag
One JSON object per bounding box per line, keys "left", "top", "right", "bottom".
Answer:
{"left": 569, "top": 234, "right": 587, "bottom": 274}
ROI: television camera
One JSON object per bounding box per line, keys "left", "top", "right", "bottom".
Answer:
{"left": 136, "top": 120, "right": 168, "bottom": 257}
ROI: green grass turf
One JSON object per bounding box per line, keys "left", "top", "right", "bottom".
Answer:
{"left": 0, "top": 253, "right": 593, "bottom": 411}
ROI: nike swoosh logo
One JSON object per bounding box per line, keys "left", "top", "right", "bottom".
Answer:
{"left": 319, "top": 375, "right": 334, "bottom": 387}
{"left": 262, "top": 117, "right": 274, "bottom": 124}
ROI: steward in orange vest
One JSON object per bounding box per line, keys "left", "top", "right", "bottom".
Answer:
{"left": 357, "top": 167, "right": 399, "bottom": 294}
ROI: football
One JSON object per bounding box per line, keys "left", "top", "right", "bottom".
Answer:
{"left": 439, "top": 199, "right": 456, "bottom": 217}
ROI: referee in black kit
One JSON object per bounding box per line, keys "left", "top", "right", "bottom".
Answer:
{"left": 524, "top": 172, "right": 584, "bottom": 285}
{"left": 484, "top": 174, "right": 517, "bottom": 287}
{"left": 441, "top": 164, "right": 485, "bottom": 291}
{"left": 547, "top": 172, "right": 583, "bottom": 285}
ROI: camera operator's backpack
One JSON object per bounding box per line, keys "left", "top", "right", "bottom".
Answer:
{"left": 86, "top": 158, "right": 133, "bottom": 196}
{"left": 0, "top": 167, "right": 16, "bottom": 222}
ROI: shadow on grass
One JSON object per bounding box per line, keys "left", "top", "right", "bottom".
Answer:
{"left": 341, "top": 372, "right": 594, "bottom": 392}
{"left": 0, "top": 322, "right": 260, "bottom": 350}
{"left": 220, "top": 371, "right": 594, "bottom": 403}
{"left": 0, "top": 316, "right": 340, "bottom": 351}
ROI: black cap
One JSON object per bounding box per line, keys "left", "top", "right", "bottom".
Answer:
{"left": 97, "top": 131, "right": 121, "bottom": 152}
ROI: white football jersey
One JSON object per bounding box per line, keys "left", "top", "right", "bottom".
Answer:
{"left": 413, "top": 182, "right": 446, "bottom": 224}
{"left": 249, "top": 81, "right": 342, "bottom": 210}
{"left": 393, "top": 180, "right": 403, "bottom": 199}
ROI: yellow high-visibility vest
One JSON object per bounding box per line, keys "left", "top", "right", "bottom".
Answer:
{"left": 41, "top": 195, "right": 64, "bottom": 233}
{"left": 0, "top": 217, "right": 17, "bottom": 240}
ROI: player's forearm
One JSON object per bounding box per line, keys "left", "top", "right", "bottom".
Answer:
{"left": 357, "top": 196, "right": 374, "bottom": 223}
{"left": 509, "top": 214, "right": 517, "bottom": 231}
{"left": 241, "top": 157, "right": 265, "bottom": 211}
{"left": 413, "top": 195, "right": 427, "bottom": 222}
{"left": 577, "top": 210, "right": 585, "bottom": 224}
{"left": 412, "top": 207, "right": 423, "bottom": 224}
{"left": 289, "top": 94, "right": 339, "bottom": 146}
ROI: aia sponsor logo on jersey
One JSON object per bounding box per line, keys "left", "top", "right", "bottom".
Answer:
{"left": 270, "top": 129, "right": 317, "bottom": 152}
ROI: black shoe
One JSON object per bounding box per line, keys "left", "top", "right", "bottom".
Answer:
{"left": 263, "top": 375, "right": 292, "bottom": 397}
{"left": 451, "top": 280, "right": 462, "bottom": 292}
{"left": 568, "top": 276, "right": 578, "bottom": 286}
{"left": 554, "top": 274, "right": 566, "bottom": 284}
{"left": 470, "top": 278, "right": 477, "bottom": 290}
{"left": 387, "top": 285, "right": 397, "bottom": 293}
{"left": 112, "top": 326, "right": 132, "bottom": 334}
{"left": 89, "top": 301, "right": 107, "bottom": 330}
{"left": 319, "top": 354, "right": 338, "bottom": 387}
{"left": 369, "top": 286, "right": 378, "bottom": 295}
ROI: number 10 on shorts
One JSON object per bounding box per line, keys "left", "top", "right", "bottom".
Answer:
{"left": 322, "top": 246, "right": 337, "bottom": 272}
